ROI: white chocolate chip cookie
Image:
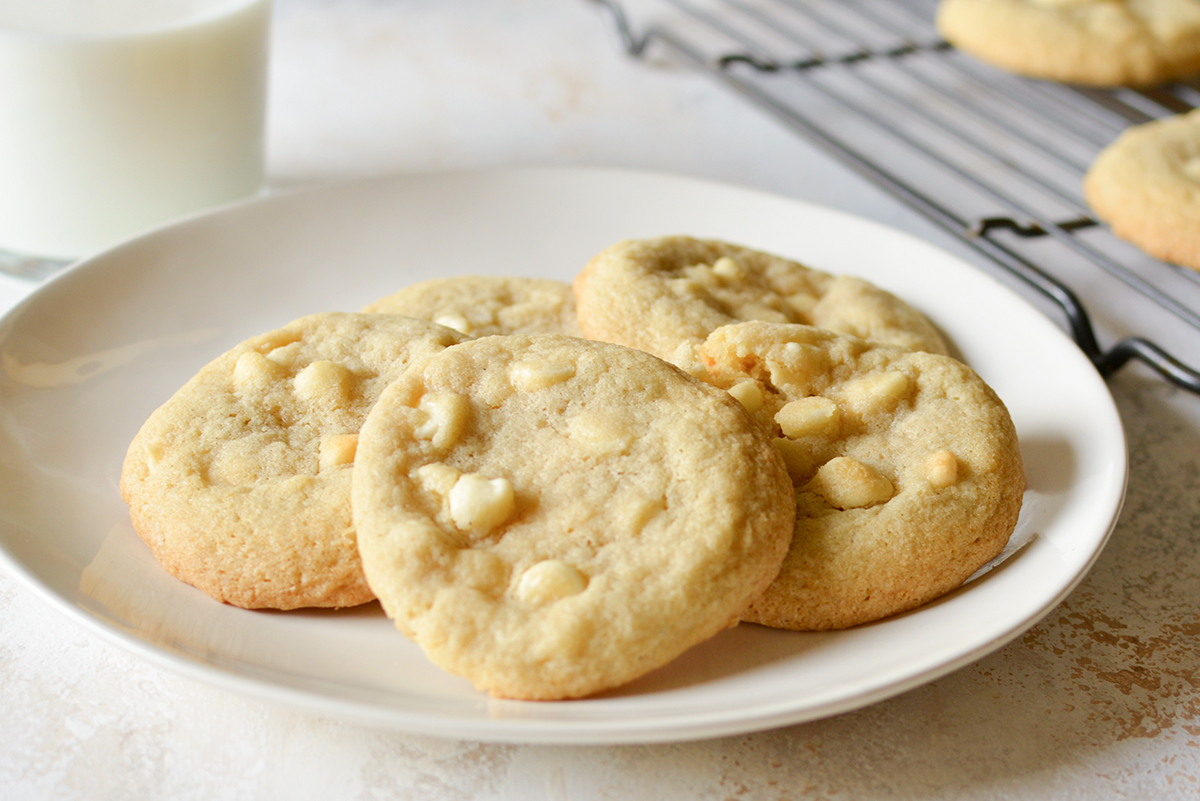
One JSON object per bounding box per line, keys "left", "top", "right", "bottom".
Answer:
{"left": 572, "top": 236, "right": 947, "bottom": 377}
{"left": 937, "top": 0, "right": 1200, "bottom": 86}
{"left": 120, "top": 312, "right": 469, "bottom": 610}
{"left": 1083, "top": 109, "right": 1200, "bottom": 272}
{"left": 352, "top": 335, "right": 795, "bottom": 700}
{"left": 363, "top": 275, "right": 583, "bottom": 337}
{"left": 699, "top": 321, "right": 1025, "bottom": 631}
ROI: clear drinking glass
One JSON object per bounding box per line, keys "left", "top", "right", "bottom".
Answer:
{"left": 0, "top": 0, "right": 271, "bottom": 278}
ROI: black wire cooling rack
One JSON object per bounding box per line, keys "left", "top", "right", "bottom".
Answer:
{"left": 591, "top": 0, "right": 1200, "bottom": 394}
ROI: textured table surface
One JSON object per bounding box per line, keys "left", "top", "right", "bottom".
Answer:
{"left": 3, "top": 1, "right": 1198, "bottom": 798}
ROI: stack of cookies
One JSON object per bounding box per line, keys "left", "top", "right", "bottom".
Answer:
{"left": 121, "top": 237, "right": 1025, "bottom": 700}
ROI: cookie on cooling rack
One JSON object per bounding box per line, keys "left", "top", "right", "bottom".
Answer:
{"left": 572, "top": 236, "right": 948, "bottom": 376}
{"left": 120, "top": 312, "right": 469, "bottom": 610}
{"left": 1083, "top": 109, "right": 1200, "bottom": 272}
{"left": 352, "top": 334, "right": 795, "bottom": 700}
{"left": 363, "top": 275, "right": 583, "bottom": 337}
{"left": 936, "top": 0, "right": 1200, "bottom": 87}
{"left": 699, "top": 321, "right": 1025, "bottom": 631}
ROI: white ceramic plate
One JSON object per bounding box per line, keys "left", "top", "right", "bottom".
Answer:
{"left": 0, "top": 167, "right": 1126, "bottom": 744}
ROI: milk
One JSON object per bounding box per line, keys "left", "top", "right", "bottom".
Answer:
{"left": 0, "top": 0, "right": 270, "bottom": 259}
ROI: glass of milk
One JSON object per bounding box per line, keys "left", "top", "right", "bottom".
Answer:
{"left": 0, "top": 0, "right": 271, "bottom": 273}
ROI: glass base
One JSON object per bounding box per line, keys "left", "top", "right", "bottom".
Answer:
{"left": 0, "top": 247, "right": 72, "bottom": 281}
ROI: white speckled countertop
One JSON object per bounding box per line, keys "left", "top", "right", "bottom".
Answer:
{"left": 3, "top": 1, "right": 1199, "bottom": 798}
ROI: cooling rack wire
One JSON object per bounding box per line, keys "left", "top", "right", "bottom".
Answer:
{"left": 591, "top": 0, "right": 1200, "bottom": 394}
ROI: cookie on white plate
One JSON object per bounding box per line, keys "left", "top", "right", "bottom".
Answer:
{"left": 352, "top": 334, "right": 795, "bottom": 699}
{"left": 700, "top": 321, "right": 1025, "bottom": 631}
{"left": 120, "top": 312, "right": 468, "bottom": 609}
{"left": 573, "top": 236, "right": 948, "bottom": 377}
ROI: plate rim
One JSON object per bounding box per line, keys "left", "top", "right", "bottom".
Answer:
{"left": 0, "top": 165, "right": 1129, "bottom": 744}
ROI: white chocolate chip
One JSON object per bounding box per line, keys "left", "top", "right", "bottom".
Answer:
{"left": 568, "top": 412, "right": 635, "bottom": 455}
{"left": 293, "top": 360, "right": 352, "bottom": 402}
{"left": 449, "top": 473, "right": 515, "bottom": 533}
{"left": 727, "top": 380, "right": 764, "bottom": 413}
{"left": 775, "top": 396, "right": 840, "bottom": 438}
{"left": 412, "top": 391, "right": 470, "bottom": 450}
{"left": 766, "top": 342, "right": 824, "bottom": 388}
{"left": 517, "top": 559, "right": 588, "bottom": 605}
{"left": 710, "top": 256, "right": 743, "bottom": 280}
{"left": 509, "top": 359, "right": 576, "bottom": 392}
{"left": 926, "top": 450, "right": 960, "bottom": 489}
{"left": 413, "top": 462, "right": 461, "bottom": 498}
{"left": 318, "top": 434, "right": 358, "bottom": 470}
{"left": 841, "top": 370, "right": 911, "bottom": 419}
{"left": 232, "top": 351, "right": 283, "bottom": 392}
{"left": 807, "top": 456, "right": 894, "bottom": 509}
{"left": 433, "top": 313, "right": 473, "bottom": 335}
